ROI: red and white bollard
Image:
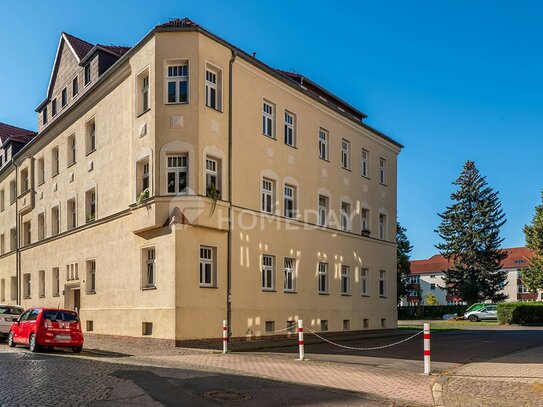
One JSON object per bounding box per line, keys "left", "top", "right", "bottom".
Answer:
{"left": 423, "top": 322, "right": 431, "bottom": 375}
{"left": 297, "top": 319, "right": 305, "bottom": 361}
{"left": 222, "top": 320, "right": 228, "bottom": 354}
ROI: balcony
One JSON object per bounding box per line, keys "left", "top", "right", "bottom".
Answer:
{"left": 17, "top": 188, "right": 34, "bottom": 215}
{"left": 130, "top": 195, "right": 229, "bottom": 234}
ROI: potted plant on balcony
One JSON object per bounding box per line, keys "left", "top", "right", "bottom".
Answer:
{"left": 206, "top": 184, "right": 221, "bottom": 216}
{"left": 136, "top": 188, "right": 150, "bottom": 205}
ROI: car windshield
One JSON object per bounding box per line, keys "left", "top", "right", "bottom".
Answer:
{"left": 43, "top": 311, "right": 79, "bottom": 322}
{"left": 0, "top": 306, "right": 23, "bottom": 315}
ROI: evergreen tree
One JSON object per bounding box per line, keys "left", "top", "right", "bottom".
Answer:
{"left": 435, "top": 161, "right": 508, "bottom": 305}
{"left": 397, "top": 221, "right": 413, "bottom": 304}
{"left": 523, "top": 192, "right": 543, "bottom": 292}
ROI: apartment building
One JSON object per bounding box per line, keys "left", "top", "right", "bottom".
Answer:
{"left": 0, "top": 18, "right": 402, "bottom": 343}
{"left": 0, "top": 123, "right": 36, "bottom": 169}
{"left": 405, "top": 247, "right": 538, "bottom": 305}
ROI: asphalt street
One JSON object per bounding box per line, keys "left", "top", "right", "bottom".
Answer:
{"left": 0, "top": 346, "right": 390, "bottom": 407}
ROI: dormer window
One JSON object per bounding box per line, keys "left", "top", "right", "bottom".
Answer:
{"left": 52, "top": 99, "right": 57, "bottom": 117}
{"left": 61, "top": 88, "right": 67, "bottom": 108}
{"left": 73, "top": 77, "right": 79, "bottom": 97}
{"left": 42, "top": 107, "right": 48, "bottom": 125}
{"left": 84, "top": 64, "right": 91, "bottom": 86}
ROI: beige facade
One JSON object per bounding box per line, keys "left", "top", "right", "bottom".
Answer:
{"left": 0, "top": 19, "right": 402, "bottom": 343}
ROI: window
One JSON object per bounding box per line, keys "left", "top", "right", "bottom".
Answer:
{"left": 430, "top": 283, "right": 436, "bottom": 290}
{"left": 166, "top": 63, "right": 188, "bottom": 103}
{"left": 86, "top": 119, "right": 96, "bottom": 154}
{"left": 140, "top": 74, "right": 150, "bottom": 113}
{"left": 284, "top": 111, "right": 296, "bottom": 146}
{"left": 361, "top": 149, "right": 369, "bottom": 177}
{"left": 261, "top": 178, "right": 274, "bottom": 214}
{"left": 10, "top": 180, "right": 16, "bottom": 204}
{"left": 38, "top": 213, "right": 45, "bottom": 240}
{"left": 379, "top": 270, "right": 386, "bottom": 297}
{"left": 142, "top": 162, "right": 150, "bottom": 191}
{"left": 136, "top": 157, "right": 150, "bottom": 199}
{"left": 23, "top": 221, "right": 31, "bottom": 246}
{"left": 318, "top": 262, "right": 329, "bottom": 294}
{"left": 66, "top": 263, "right": 79, "bottom": 280}
{"left": 72, "top": 76, "right": 79, "bottom": 97}
{"left": 379, "top": 157, "right": 387, "bottom": 185}
{"left": 409, "top": 275, "right": 420, "bottom": 284}
{"left": 318, "top": 195, "right": 328, "bottom": 227}
{"left": 67, "top": 134, "right": 76, "bottom": 165}
{"left": 361, "top": 208, "right": 370, "bottom": 234}
{"left": 265, "top": 321, "right": 275, "bottom": 333}
{"left": 84, "top": 63, "right": 91, "bottom": 85}
{"left": 39, "top": 270, "right": 45, "bottom": 297}
{"left": 23, "top": 273, "right": 31, "bottom": 299}
{"left": 430, "top": 274, "right": 436, "bottom": 279}
{"left": 205, "top": 66, "right": 222, "bottom": 110}
{"left": 0, "top": 234, "right": 4, "bottom": 255}
{"left": 320, "top": 320, "right": 328, "bottom": 332}
{"left": 143, "top": 248, "right": 156, "bottom": 288}
{"left": 61, "top": 88, "right": 67, "bottom": 108}
{"left": 262, "top": 100, "right": 275, "bottom": 138}
{"left": 37, "top": 157, "right": 45, "bottom": 185}
{"left": 52, "top": 267, "right": 60, "bottom": 296}
{"left": 341, "top": 202, "right": 351, "bottom": 232}
{"left": 86, "top": 321, "right": 94, "bottom": 332}
{"left": 87, "top": 260, "right": 96, "bottom": 293}
{"left": 43, "top": 106, "right": 48, "bottom": 125}
{"left": 205, "top": 157, "right": 221, "bottom": 198}
{"left": 67, "top": 198, "right": 77, "bottom": 230}
{"left": 52, "top": 206, "right": 60, "bottom": 236}
{"left": 52, "top": 99, "right": 57, "bottom": 117}
{"left": 10, "top": 228, "right": 16, "bottom": 251}
{"left": 341, "top": 139, "right": 351, "bottom": 170}
{"left": 199, "top": 246, "right": 216, "bottom": 287}
{"left": 86, "top": 189, "right": 96, "bottom": 223}
{"left": 343, "top": 320, "right": 350, "bottom": 331}
{"left": 52, "top": 147, "right": 59, "bottom": 176}
{"left": 284, "top": 258, "right": 296, "bottom": 292}
{"left": 21, "top": 168, "right": 29, "bottom": 193}
{"left": 287, "top": 320, "right": 296, "bottom": 334}
{"left": 0, "top": 279, "right": 4, "bottom": 303}
{"left": 0, "top": 189, "right": 4, "bottom": 211}
{"left": 381, "top": 318, "right": 387, "bottom": 328}
{"left": 318, "top": 128, "right": 328, "bottom": 160}
{"left": 10, "top": 276, "right": 17, "bottom": 301}
{"left": 167, "top": 155, "right": 188, "bottom": 194}
{"left": 341, "top": 265, "right": 350, "bottom": 295}
{"left": 361, "top": 268, "right": 369, "bottom": 296}
{"left": 518, "top": 285, "right": 529, "bottom": 294}
{"left": 378, "top": 214, "right": 387, "bottom": 240}
{"left": 283, "top": 185, "right": 295, "bottom": 218}
{"left": 142, "top": 322, "right": 153, "bottom": 336}
{"left": 261, "top": 255, "right": 275, "bottom": 291}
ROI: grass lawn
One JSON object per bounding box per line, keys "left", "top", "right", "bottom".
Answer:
{"left": 399, "top": 319, "right": 499, "bottom": 331}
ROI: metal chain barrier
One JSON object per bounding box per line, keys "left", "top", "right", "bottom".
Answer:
{"left": 306, "top": 327, "right": 424, "bottom": 351}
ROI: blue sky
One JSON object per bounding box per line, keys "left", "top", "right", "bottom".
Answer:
{"left": 1, "top": 1, "right": 542, "bottom": 259}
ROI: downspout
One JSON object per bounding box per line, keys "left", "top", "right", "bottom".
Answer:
{"left": 13, "top": 159, "right": 20, "bottom": 305}
{"left": 227, "top": 49, "right": 237, "bottom": 342}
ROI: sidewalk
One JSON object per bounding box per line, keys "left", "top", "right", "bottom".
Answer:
{"left": 441, "top": 345, "right": 543, "bottom": 407}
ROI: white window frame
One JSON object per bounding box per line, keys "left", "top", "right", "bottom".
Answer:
{"left": 166, "top": 63, "right": 188, "bottom": 104}
{"left": 318, "top": 195, "right": 328, "bottom": 227}
{"left": 318, "top": 128, "right": 329, "bottom": 160}
{"left": 283, "top": 185, "right": 295, "bottom": 218}
{"left": 143, "top": 247, "right": 156, "bottom": 289}
{"left": 52, "top": 267, "right": 60, "bottom": 296}
{"left": 361, "top": 268, "right": 369, "bottom": 296}
{"left": 284, "top": 258, "right": 296, "bottom": 292}
{"left": 39, "top": 270, "right": 45, "bottom": 298}
{"left": 86, "top": 189, "right": 96, "bottom": 223}
{"left": 262, "top": 100, "right": 275, "bottom": 138}
{"left": 361, "top": 208, "right": 370, "bottom": 234}
{"left": 37, "top": 157, "right": 45, "bottom": 185}
{"left": 87, "top": 260, "right": 96, "bottom": 293}
{"left": 23, "top": 273, "right": 31, "bottom": 299}
{"left": 341, "top": 139, "right": 351, "bottom": 170}
{"left": 261, "top": 178, "right": 274, "bottom": 214}
{"left": 379, "top": 213, "right": 387, "bottom": 240}
{"left": 361, "top": 148, "right": 369, "bottom": 177}
{"left": 67, "top": 198, "right": 77, "bottom": 230}
{"left": 166, "top": 154, "right": 188, "bottom": 195}
{"left": 52, "top": 206, "right": 60, "bottom": 236}
{"left": 379, "top": 270, "right": 387, "bottom": 297}
{"left": 86, "top": 119, "right": 96, "bottom": 154}
{"left": 199, "top": 246, "right": 216, "bottom": 288}
{"left": 68, "top": 134, "right": 76, "bottom": 166}
{"left": 52, "top": 146, "right": 59, "bottom": 176}
{"left": 341, "top": 265, "right": 350, "bottom": 295}
{"left": 284, "top": 110, "right": 296, "bottom": 147}
{"left": 205, "top": 157, "right": 221, "bottom": 197}
{"left": 318, "top": 262, "right": 329, "bottom": 294}
{"left": 379, "top": 157, "right": 387, "bottom": 185}
{"left": 205, "top": 65, "right": 222, "bottom": 110}
{"left": 341, "top": 202, "right": 351, "bottom": 232}
{"left": 262, "top": 255, "right": 275, "bottom": 291}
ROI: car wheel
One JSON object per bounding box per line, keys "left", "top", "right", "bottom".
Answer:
{"left": 468, "top": 315, "right": 479, "bottom": 322}
{"left": 72, "top": 346, "right": 82, "bottom": 354}
{"left": 29, "top": 334, "right": 39, "bottom": 352}
{"left": 8, "top": 332, "right": 16, "bottom": 348}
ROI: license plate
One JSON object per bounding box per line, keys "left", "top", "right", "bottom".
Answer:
{"left": 55, "top": 335, "right": 71, "bottom": 341}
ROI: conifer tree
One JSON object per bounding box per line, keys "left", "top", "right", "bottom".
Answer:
{"left": 435, "top": 161, "right": 508, "bottom": 305}
{"left": 397, "top": 221, "right": 412, "bottom": 304}
{"left": 523, "top": 192, "right": 543, "bottom": 292}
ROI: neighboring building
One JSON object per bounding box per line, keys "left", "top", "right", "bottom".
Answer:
{"left": 0, "top": 123, "right": 36, "bottom": 169}
{"left": 404, "top": 247, "right": 537, "bottom": 305}
{"left": 0, "top": 18, "right": 402, "bottom": 344}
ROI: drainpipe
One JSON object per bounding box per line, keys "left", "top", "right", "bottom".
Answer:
{"left": 13, "top": 159, "right": 20, "bottom": 306}
{"left": 227, "top": 49, "right": 237, "bottom": 342}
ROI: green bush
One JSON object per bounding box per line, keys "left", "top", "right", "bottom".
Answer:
{"left": 497, "top": 302, "right": 543, "bottom": 325}
{"left": 398, "top": 305, "right": 468, "bottom": 320}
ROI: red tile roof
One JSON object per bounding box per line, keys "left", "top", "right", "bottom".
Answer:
{"left": 0, "top": 122, "right": 36, "bottom": 144}
{"left": 157, "top": 18, "right": 197, "bottom": 28}
{"left": 62, "top": 32, "right": 94, "bottom": 61}
{"left": 99, "top": 45, "right": 130, "bottom": 57}
{"left": 410, "top": 247, "right": 532, "bottom": 275}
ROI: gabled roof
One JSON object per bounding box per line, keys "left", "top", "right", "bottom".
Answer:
{"left": 62, "top": 32, "right": 94, "bottom": 61}
{"left": 0, "top": 122, "right": 36, "bottom": 145}
{"left": 410, "top": 247, "right": 533, "bottom": 275}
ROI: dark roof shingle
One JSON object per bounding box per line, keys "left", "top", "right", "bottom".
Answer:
{"left": 62, "top": 32, "right": 94, "bottom": 61}
{"left": 0, "top": 123, "right": 36, "bottom": 144}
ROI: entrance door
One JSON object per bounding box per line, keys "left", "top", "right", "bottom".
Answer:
{"left": 73, "top": 289, "right": 80, "bottom": 313}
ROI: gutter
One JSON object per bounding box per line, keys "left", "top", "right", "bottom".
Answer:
{"left": 12, "top": 159, "right": 20, "bottom": 305}
{"left": 227, "top": 49, "right": 237, "bottom": 343}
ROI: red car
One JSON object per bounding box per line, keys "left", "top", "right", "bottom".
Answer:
{"left": 8, "top": 307, "right": 84, "bottom": 353}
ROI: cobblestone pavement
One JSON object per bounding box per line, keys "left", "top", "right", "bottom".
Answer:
{"left": 441, "top": 345, "right": 543, "bottom": 407}
{"left": 0, "top": 346, "right": 411, "bottom": 406}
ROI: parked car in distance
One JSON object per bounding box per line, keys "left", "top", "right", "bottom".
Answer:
{"left": 464, "top": 303, "right": 487, "bottom": 313}
{"left": 8, "top": 307, "right": 84, "bottom": 353}
{"left": 464, "top": 304, "right": 498, "bottom": 322}
{"left": 0, "top": 305, "right": 24, "bottom": 339}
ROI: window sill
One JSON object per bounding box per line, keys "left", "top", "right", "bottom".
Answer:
{"left": 165, "top": 101, "right": 189, "bottom": 105}
{"left": 137, "top": 108, "right": 151, "bottom": 118}
{"left": 142, "top": 286, "right": 157, "bottom": 291}
{"left": 361, "top": 294, "right": 370, "bottom": 298}
{"left": 319, "top": 158, "right": 330, "bottom": 163}
{"left": 262, "top": 134, "right": 277, "bottom": 140}
{"left": 199, "top": 285, "right": 218, "bottom": 289}
{"left": 23, "top": 296, "right": 31, "bottom": 300}
{"left": 379, "top": 295, "right": 387, "bottom": 299}
{"left": 285, "top": 143, "right": 297, "bottom": 149}
{"left": 86, "top": 149, "right": 96, "bottom": 157}
{"left": 318, "top": 292, "right": 330, "bottom": 295}
{"left": 87, "top": 291, "right": 96, "bottom": 295}
{"left": 52, "top": 294, "right": 60, "bottom": 298}
{"left": 262, "top": 289, "right": 276, "bottom": 292}
{"left": 67, "top": 162, "right": 76, "bottom": 169}
{"left": 341, "top": 293, "right": 351, "bottom": 296}
{"left": 52, "top": 172, "right": 59, "bottom": 179}
{"left": 39, "top": 295, "right": 45, "bottom": 298}
{"left": 379, "top": 183, "right": 388, "bottom": 187}
{"left": 342, "top": 167, "right": 352, "bottom": 172}
{"left": 284, "top": 290, "right": 297, "bottom": 294}
{"left": 361, "top": 175, "right": 370, "bottom": 180}
{"left": 38, "top": 181, "right": 45, "bottom": 187}
{"left": 205, "top": 105, "right": 223, "bottom": 113}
